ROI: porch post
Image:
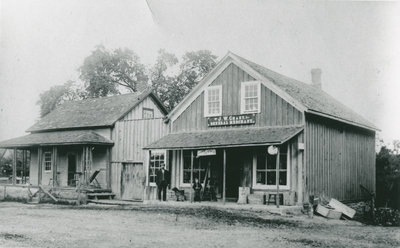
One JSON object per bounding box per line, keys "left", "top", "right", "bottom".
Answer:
{"left": 148, "top": 150, "right": 151, "bottom": 187}
{"left": 38, "top": 147, "right": 42, "bottom": 185}
{"left": 190, "top": 150, "right": 194, "bottom": 203}
{"left": 52, "top": 147, "right": 58, "bottom": 187}
{"left": 276, "top": 147, "right": 280, "bottom": 208}
{"left": 12, "top": 148, "right": 17, "bottom": 185}
{"left": 106, "top": 147, "right": 111, "bottom": 189}
{"left": 223, "top": 149, "right": 226, "bottom": 204}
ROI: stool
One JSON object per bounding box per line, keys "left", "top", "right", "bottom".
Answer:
{"left": 267, "top": 193, "right": 283, "bottom": 205}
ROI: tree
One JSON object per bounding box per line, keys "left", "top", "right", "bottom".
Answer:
{"left": 79, "top": 46, "right": 148, "bottom": 97}
{"left": 150, "top": 49, "right": 178, "bottom": 109}
{"left": 37, "top": 81, "right": 84, "bottom": 117}
{"left": 178, "top": 50, "right": 218, "bottom": 91}
{"left": 151, "top": 50, "right": 218, "bottom": 109}
{"left": 376, "top": 141, "right": 400, "bottom": 209}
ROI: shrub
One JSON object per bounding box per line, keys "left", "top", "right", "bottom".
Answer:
{"left": 374, "top": 207, "right": 400, "bottom": 226}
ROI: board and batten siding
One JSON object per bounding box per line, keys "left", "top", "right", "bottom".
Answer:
{"left": 110, "top": 96, "right": 169, "bottom": 198}
{"left": 172, "top": 63, "right": 303, "bottom": 132}
{"left": 122, "top": 96, "right": 165, "bottom": 120}
{"left": 305, "top": 114, "right": 375, "bottom": 202}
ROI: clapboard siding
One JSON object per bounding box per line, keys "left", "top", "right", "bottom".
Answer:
{"left": 172, "top": 63, "right": 303, "bottom": 132}
{"left": 305, "top": 114, "right": 375, "bottom": 201}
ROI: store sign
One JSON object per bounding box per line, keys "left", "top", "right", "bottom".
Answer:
{"left": 197, "top": 149, "right": 216, "bottom": 157}
{"left": 207, "top": 114, "right": 256, "bottom": 127}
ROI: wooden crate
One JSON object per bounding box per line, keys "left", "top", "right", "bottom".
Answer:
{"left": 316, "top": 204, "right": 342, "bottom": 219}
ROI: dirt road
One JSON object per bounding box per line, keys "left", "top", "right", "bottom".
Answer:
{"left": 0, "top": 202, "right": 399, "bottom": 248}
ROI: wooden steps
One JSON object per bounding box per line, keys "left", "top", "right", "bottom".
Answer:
{"left": 87, "top": 192, "right": 115, "bottom": 200}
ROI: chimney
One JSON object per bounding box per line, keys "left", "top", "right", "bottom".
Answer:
{"left": 311, "top": 68, "right": 322, "bottom": 89}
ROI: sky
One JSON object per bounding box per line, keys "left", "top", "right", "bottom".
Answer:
{"left": 0, "top": 0, "right": 399, "bottom": 144}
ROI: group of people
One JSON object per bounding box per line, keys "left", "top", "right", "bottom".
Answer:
{"left": 155, "top": 164, "right": 216, "bottom": 202}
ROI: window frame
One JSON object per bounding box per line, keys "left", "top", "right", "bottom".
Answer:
{"left": 204, "top": 85, "right": 222, "bottom": 117}
{"left": 149, "top": 149, "right": 166, "bottom": 186}
{"left": 252, "top": 145, "right": 290, "bottom": 190}
{"left": 240, "top": 81, "right": 261, "bottom": 114}
{"left": 180, "top": 151, "right": 208, "bottom": 187}
{"left": 142, "top": 107, "right": 154, "bottom": 119}
{"left": 43, "top": 151, "right": 52, "bottom": 172}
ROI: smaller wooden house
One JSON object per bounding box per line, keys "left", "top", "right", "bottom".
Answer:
{"left": 0, "top": 90, "right": 168, "bottom": 201}
{"left": 146, "top": 52, "right": 377, "bottom": 205}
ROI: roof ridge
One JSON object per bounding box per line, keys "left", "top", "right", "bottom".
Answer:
{"left": 62, "top": 90, "right": 149, "bottom": 104}
{"left": 230, "top": 51, "right": 376, "bottom": 130}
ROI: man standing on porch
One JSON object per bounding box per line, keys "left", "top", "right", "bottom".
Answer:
{"left": 156, "top": 164, "right": 170, "bottom": 201}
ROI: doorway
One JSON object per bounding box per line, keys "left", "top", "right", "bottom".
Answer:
{"left": 225, "top": 149, "right": 243, "bottom": 199}
{"left": 121, "top": 163, "right": 145, "bottom": 201}
{"left": 67, "top": 153, "right": 77, "bottom": 186}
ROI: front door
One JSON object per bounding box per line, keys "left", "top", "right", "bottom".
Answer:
{"left": 226, "top": 149, "right": 243, "bottom": 199}
{"left": 67, "top": 153, "right": 77, "bottom": 186}
{"left": 121, "top": 163, "right": 145, "bottom": 201}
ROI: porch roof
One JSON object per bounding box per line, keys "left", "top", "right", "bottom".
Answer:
{"left": 0, "top": 130, "right": 114, "bottom": 148}
{"left": 145, "top": 126, "right": 303, "bottom": 150}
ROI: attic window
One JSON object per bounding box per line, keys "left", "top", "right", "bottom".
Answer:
{"left": 241, "top": 81, "right": 261, "bottom": 114}
{"left": 142, "top": 108, "right": 154, "bottom": 119}
{"left": 204, "top": 85, "right": 222, "bottom": 117}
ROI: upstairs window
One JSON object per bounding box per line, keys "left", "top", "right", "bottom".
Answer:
{"left": 204, "top": 85, "right": 222, "bottom": 117}
{"left": 142, "top": 108, "right": 154, "bottom": 119}
{"left": 44, "top": 152, "right": 52, "bottom": 172}
{"left": 241, "top": 81, "right": 261, "bottom": 113}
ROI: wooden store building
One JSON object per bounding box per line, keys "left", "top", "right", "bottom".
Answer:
{"left": 146, "top": 52, "right": 377, "bottom": 205}
{"left": 0, "top": 90, "right": 168, "bottom": 202}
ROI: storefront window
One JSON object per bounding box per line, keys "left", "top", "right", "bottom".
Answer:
{"left": 182, "top": 151, "right": 207, "bottom": 184}
{"left": 149, "top": 150, "right": 165, "bottom": 183}
{"left": 255, "top": 145, "right": 288, "bottom": 187}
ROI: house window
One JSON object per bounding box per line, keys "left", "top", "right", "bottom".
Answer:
{"left": 204, "top": 85, "right": 222, "bottom": 117}
{"left": 241, "top": 81, "right": 261, "bottom": 113}
{"left": 142, "top": 108, "right": 154, "bottom": 119}
{"left": 254, "top": 145, "right": 289, "bottom": 189}
{"left": 182, "top": 151, "right": 206, "bottom": 184}
{"left": 44, "top": 152, "right": 52, "bottom": 172}
{"left": 149, "top": 150, "right": 166, "bottom": 184}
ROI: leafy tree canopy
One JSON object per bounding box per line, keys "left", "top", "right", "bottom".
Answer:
{"left": 79, "top": 46, "right": 148, "bottom": 97}
{"left": 376, "top": 141, "right": 400, "bottom": 208}
{"left": 151, "top": 49, "right": 217, "bottom": 109}
{"left": 37, "top": 81, "right": 84, "bottom": 117}
{"left": 37, "top": 46, "right": 218, "bottom": 116}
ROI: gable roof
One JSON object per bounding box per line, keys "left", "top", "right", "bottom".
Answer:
{"left": 27, "top": 90, "right": 168, "bottom": 132}
{"left": 168, "top": 52, "right": 376, "bottom": 131}
{"left": 231, "top": 53, "right": 376, "bottom": 130}
{"left": 0, "top": 130, "right": 113, "bottom": 148}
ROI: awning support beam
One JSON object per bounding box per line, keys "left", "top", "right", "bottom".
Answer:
{"left": 12, "top": 148, "right": 17, "bottom": 185}
{"left": 190, "top": 150, "right": 194, "bottom": 203}
{"left": 223, "top": 149, "right": 226, "bottom": 204}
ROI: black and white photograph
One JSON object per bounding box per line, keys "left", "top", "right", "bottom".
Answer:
{"left": 0, "top": 0, "right": 399, "bottom": 247}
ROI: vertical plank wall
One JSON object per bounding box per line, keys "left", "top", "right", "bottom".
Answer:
{"left": 110, "top": 96, "right": 169, "bottom": 198}
{"left": 305, "top": 114, "right": 375, "bottom": 201}
{"left": 172, "top": 63, "right": 303, "bottom": 132}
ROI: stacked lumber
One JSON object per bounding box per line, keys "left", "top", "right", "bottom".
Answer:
{"left": 315, "top": 197, "right": 356, "bottom": 220}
